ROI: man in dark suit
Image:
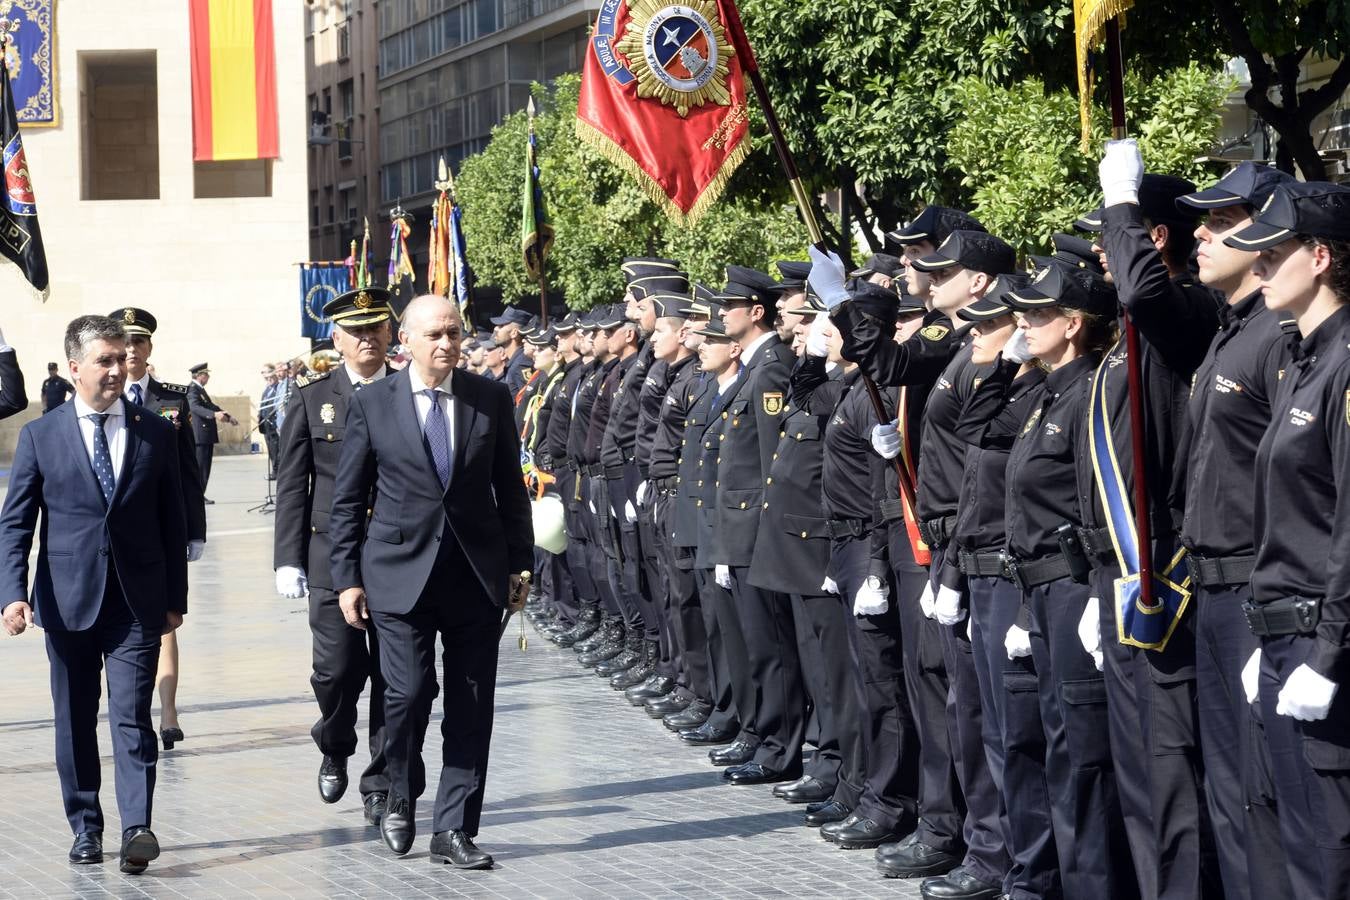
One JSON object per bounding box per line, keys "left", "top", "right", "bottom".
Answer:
{"left": 0, "top": 314, "right": 188, "bottom": 874}
{"left": 275, "top": 287, "right": 393, "bottom": 825}
{"left": 186, "top": 362, "right": 238, "bottom": 502}
{"left": 330, "top": 293, "right": 533, "bottom": 869}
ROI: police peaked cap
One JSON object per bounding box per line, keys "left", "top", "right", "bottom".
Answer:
{"left": 1225, "top": 181, "right": 1350, "bottom": 251}
{"left": 1177, "top": 162, "right": 1295, "bottom": 214}
{"left": 1028, "top": 233, "right": 1105, "bottom": 276}
{"left": 911, "top": 230, "right": 1016, "bottom": 277}
{"left": 723, "top": 265, "right": 785, "bottom": 309}
{"left": 957, "top": 273, "right": 1028, "bottom": 322}
{"left": 109, "top": 307, "right": 157, "bottom": 337}
{"left": 621, "top": 257, "right": 682, "bottom": 283}
{"left": 1076, "top": 174, "right": 1199, "bottom": 232}
{"left": 774, "top": 260, "right": 812, "bottom": 290}
{"left": 629, "top": 271, "right": 690, "bottom": 299}
{"left": 1008, "top": 265, "right": 1116, "bottom": 319}
{"left": 888, "top": 206, "right": 987, "bottom": 247}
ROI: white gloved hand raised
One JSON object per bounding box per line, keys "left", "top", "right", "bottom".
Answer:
{"left": 625, "top": 500, "right": 638, "bottom": 524}
{"left": 714, "top": 564, "right": 732, "bottom": 590}
{"left": 1002, "top": 327, "right": 1032, "bottom": 365}
{"left": 807, "top": 244, "right": 851, "bottom": 311}
{"left": 934, "top": 585, "right": 966, "bottom": 625}
{"left": 820, "top": 576, "right": 839, "bottom": 595}
{"left": 1242, "top": 649, "right": 1261, "bottom": 705}
{"left": 1005, "top": 624, "right": 1032, "bottom": 660}
{"left": 1276, "top": 663, "right": 1339, "bottom": 722}
{"left": 871, "top": 420, "right": 902, "bottom": 460}
{"left": 186, "top": 540, "right": 206, "bottom": 563}
{"left": 919, "top": 582, "right": 936, "bottom": 619}
{"left": 1078, "top": 598, "right": 1103, "bottom": 671}
{"left": 275, "top": 565, "right": 308, "bottom": 599}
{"left": 853, "top": 575, "right": 890, "bottom": 616}
{"left": 1099, "top": 138, "right": 1144, "bottom": 208}
{"left": 806, "top": 314, "right": 831, "bottom": 358}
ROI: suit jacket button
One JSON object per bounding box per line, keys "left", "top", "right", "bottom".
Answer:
{"left": 800, "top": 531, "right": 808, "bottom": 539}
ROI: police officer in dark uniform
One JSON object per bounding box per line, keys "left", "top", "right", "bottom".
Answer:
{"left": 490, "top": 305, "right": 533, "bottom": 394}
{"left": 40, "top": 361, "right": 74, "bottom": 413}
{"left": 273, "top": 287, "right": 394, "bottom": 826}
{"left": 186, "top": 363, "right": 238, "bottom": 502}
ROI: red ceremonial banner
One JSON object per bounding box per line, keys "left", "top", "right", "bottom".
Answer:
{"left": 576, "top": 0, "right": 755, "bottom": 224}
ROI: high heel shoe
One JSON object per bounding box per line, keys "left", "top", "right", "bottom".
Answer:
{"left": 160, "top": 727, "right": 184, "bottom": 751}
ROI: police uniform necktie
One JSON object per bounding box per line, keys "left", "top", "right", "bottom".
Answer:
{"left": 128, "top": 383, "right": 142, "bottom": 406}
{"left": 88, "top": 413, "right": 115, "bottom": 503}
{"left": 423, "top": 388, "right": 452, "bottom": 489}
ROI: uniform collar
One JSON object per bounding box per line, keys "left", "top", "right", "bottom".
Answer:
{"left": 1044, "top": 353, "right": 1099, "bottom": 393}
{"left": 1294, "top": 305, "right": 1350, "bottom": 362}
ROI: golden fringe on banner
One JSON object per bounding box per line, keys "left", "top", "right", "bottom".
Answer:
{"left": 1075, "top": 0, "right": 1133, "bottom": 152}
{"left": 574, "top": 117, "right": 751, "bottom": 228}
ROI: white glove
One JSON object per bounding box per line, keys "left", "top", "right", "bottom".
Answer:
{"left": 1099, "top": 138, "right": 1144, "bottom": 208}
{"left": 1078, "top": 598, "right": 1104, "bottom": 671}
{"left": 1002, "top": 327, "right": 1032, "bottom": 365}
{"left": 625, "top": 500, "right": 638, "bottom": 524}
{"left": 588, "top": 498, "right": 596, "bottom": 515}
{"left": 821, "top": 576, "right": 839, "bottom": 595}
{"left": 807, "top": 245, "right": 850, "bottom": 311}
{"left": 919, "top": 582, "right": 936, "bottom": 619}
{"left": 934, "top": 585, "right": 966, "bottom": 625}
{"left": 186, "top": 540, "right": 205, "bottom": 563}
{"left": 1276, "top": 663, "right": 1339, "bottom": 722}
{"left": 636, "top": 480, "right": 650, "bottom": 507}
{"left": 275, "top": 565, "right": 308, "bottom": 599}
{"left": 805, "top": 314, "right": 831, "bottom": 358}
{"left": 853, "top": 575, "right": 890, "bottom": 616}
{"left": 714, "top": 564, "right": 732, "bottom": 589}
{"left": 1005, "top": 624, "right": 1032, "bottom": 659}
{"left": 1242, "top": 649, "right": 1261, "bottom": 705}
{"left": 965, "top": 616, "right": 972, "bottom": 642}
{"left": 871, "top": 421, "right": 902, "bottom": 460}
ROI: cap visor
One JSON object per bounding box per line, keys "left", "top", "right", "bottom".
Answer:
{"left": 887, "top": 229, "right": 929, "bottom": 244}
{"left": 1223, "top": 221, "right": 1293, "bottom": 251}
{"left": 334, "top": 312, "right": 392, "bottom": 327}
{"left": 910, "top": 254, "right": 959, "bottom": 273}
{"left": 1005, "top": 289, "right": 1058, "bottom": 309}
{"left": 1074, "top": 209, "right": 1105, "bottom": 232}
{"left": 1176, "top": 187, "right": 1243, "bottom": 212}
{"left": 957, "top": 300, "right": 1013, "bottom": 322}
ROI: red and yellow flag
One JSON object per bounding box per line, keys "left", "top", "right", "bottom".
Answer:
{"left": 189, "top": 0, "right": 279, "bottom": 162}
{"left": 1074, "top": 0, "right": 1133, "bottom": 151}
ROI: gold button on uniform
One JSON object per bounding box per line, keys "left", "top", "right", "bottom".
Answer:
{"left": 739, "top": 501, "right": 747, "bottom": 509}
{"left": 765, "top": 477, "right": 773, "bottom": 485}
{"left": 800, "top": 531, "right": 808, "bottom": 539}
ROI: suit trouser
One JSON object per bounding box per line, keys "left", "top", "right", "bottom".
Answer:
{"left": 195, "top": 443, "right": 214, "bottom": 493}
{"left": 731, "top": 568, "right": 806, "bottom": 773}
{"left": 702, "top": 566, "right": 755, "bottom": 740}
{"left": 371, "top": 538, "right": 500, "bottom": 835}
{"left": 1258, "top": 631, "right": 1350, "bottom": 900}
{"left": 45, "top": 579, "right": 161, "bottom": 835}
{"left": 1194, "top": 583, "right": 1291, "bottom": 900}
{"left": 970, "top": 575, "right": 1062, "bottom": 900}
{"left": 655, "top": 492, "right": 709, "bottom": 697}
{"left": 308, "top": 585, "right": 389, "bottom": 797}
{"left": 790, "top": 591, "right": 859, "bottom": 793}
{"left": 1028, "top": 577, "right": 1137, "bottom": 900}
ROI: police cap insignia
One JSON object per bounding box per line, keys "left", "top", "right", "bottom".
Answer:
{"left": 122, "top": 308, "right": 136, "bottom": 325}
{"left": 920, "top": 325, "right": 950, "bottom": 342}
{"left": 762, "top": 391, "right": 784, "bottom": 416}
{"left": 354, "top": 291, "right": 372, "bottom": 309}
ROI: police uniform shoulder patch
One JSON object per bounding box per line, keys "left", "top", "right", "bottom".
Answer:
{"left": 920, "top": 325, "right": 950, "bottom": 343}
{"left": 762, "top": 391, "right": 784, "bottom": 416}
{"left": 320, "top": 402, "right": 337, "bottom": 425}
{"left": 297, "top": 371, "right": 332, "bottom": 388}
{"left": 158, "top": 381, "right": 189, "bottom": 394}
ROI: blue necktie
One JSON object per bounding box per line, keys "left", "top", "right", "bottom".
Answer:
{"left": 88, "top": 413, "right": 115, "bottom": 503}
{"left": 423, "top": 389, "right": 451, "bottom": 489}
{"left": 128, "top": 383, "right": 142, "bottom": 406}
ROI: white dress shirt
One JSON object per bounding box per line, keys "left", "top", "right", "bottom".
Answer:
{"left": 409, "top": 364, "right": 455, "bottom": 454}
{"left": 73, "top": 395, "right": 127, "bottom": 489}
{"left": 740, "top": 330, "right": 774, "bottom": 364}
{"left": 345, "top": 363, "right": 388, "bottom": 388}
{"left": 125, "top": 374, "right": 151, "bottom": 406}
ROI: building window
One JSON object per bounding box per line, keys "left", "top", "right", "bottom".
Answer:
{"left": 310, "top": 190, "right": 319, "bottom": 228}
{"left": 340, "top": 79, "right": 355, "bottom": 120}
{"left": 337, "top": 19, "right": 351, "bottom": 60}
{"left": 79, "top": 51, "right": 160, "bottom": 201}
{"left": 194, "top": 160, "right": 273, "bottom": 199}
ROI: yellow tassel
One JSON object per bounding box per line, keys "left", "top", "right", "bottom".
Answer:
{"left": 1075, "top": 0, "right": 1134, "bottom": 152}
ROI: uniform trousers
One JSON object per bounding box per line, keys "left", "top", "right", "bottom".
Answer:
{"left": 1028, "top": 576, "right": 1136, "bottom": 900}
{"left": 691, "top": 567, "right": 739, "bottom": 730}
{"left": 789, "top": 591, "right": 860, "bottom": 797}
{"left": 704, "top": 566, "right": 757, "bottom": 742}
{"left": 45, "top": 576, "right": 161, "bottom": 835}
{"left": 371, "top": 536, "right": 500, "bottom": 836}
{"left": 195, "top": 443, "right": 214, "bottom": 493}
{"left": 308, "top": 584, "right": 389, "bottom": 798}
{"left": 655, "top": 490, "right": 710, "bottom": 699}
{"left": 561, "top": 468, "right": 600, "bottom": 613}
{"left": 730, "top": 569, "right": 805, "bottom": 774}
{"left": 969, "top": 575, "right": 1061, "bottom": 900}
{"left": 1258, "top": 631, "right": 1350, "bottom": 900}
{"left": 583, "top": 477, "right": 622, "bottom": 620}
{"left": 1194, "top": 582, "right": 1291, "bottom": 900}
{"left": 607, "top": 472, "right": 657, "bottom": 643}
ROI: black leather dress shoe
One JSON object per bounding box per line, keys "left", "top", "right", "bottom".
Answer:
{"left": 318, "top": 755, "right": 348, "bottom": 804}
{"left": 118, "top": 827, "right": 159, "bottom": 874}
{"left": 803, "top": 800, "right": 850, "bottom": 827}
{"left": 722, "top": 762, "right": 800, "bottom": 785}
{"left": 380, "top": 796, "right": 415, "bottom": 856}
{"left": 663, "top": 699, "right": 711, "bottom": 730}
{"left": 919, "top": 866, "right": 1002, "bottom": 899}
{"left": 644, "top": 693, "right": 690, "bottom": 717}
{"left": 833, "top": 816, "right": 899, "bottom": 849}
{"left": 778, "top": 776, "right": 835, "bottom": 804}
{"left": 363, "top": 791, "right": 387, "bottom": 826}
{"left": 625, "top": 675, "right": 674, "bottom": 704}
{"left": 679, "top": 721, "right": 737, "bottom": 745}
{"left": 68, "top": 831, "right": 102, "bottom": 864}
{"left": 578, "top": 639, "right": 624, "bottom": 667}
{"left": 708, "top": 739, "right": 757, "bottom": 766}
{"left": 876, "top": 836, "right": 961, "bottom": 879}
{"left": 772, "top": 775, "right": 809, "bottom": 797}
{"left": 820, "top": 812, "right": 861, "bottom": 843}
{"left": 553, "top": 615, "right": 599, "bottom": 647}
{"left": 429, "top": 830, "right": 493, "bottom": 869}
{"left": 594, "top": 646, "right": 640, "bottom": 676}
{"left": 610, "top": 659, "right": 654, "bottom": 690}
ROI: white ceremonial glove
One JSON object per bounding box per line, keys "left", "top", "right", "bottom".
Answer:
{"left": 966, "top": 616, "right": 972, "bottom": 642}
{"left": 275, "top": 565, "right": 308, "bottom": 599}
{"left": 1242, "top": 649, "right": 1261, "bottom": 705}
{"left": 1002, "top": 327, "right": 1032, "bottom": 365}
{"left": 1078, "top": 598, "right": 1104, "bottom": 671}
{"left": 714, "top": 564, "right": 732, "bottom": 590}
{"left": 919, "top": 582, "right": 936, "bottom": 619}
{"left": 625, "top": 500, "right": 638, "bottom": 524}
{"left": 853, "top": 575, "right": 890, "bottom": 616}
{"left": 636, "top": 480, "right": 650, "bottom": 507}
{"left": 186, "top": 540, "right": 205, "bottom": 563}
{"left": 1005, "top": 624, "right": 1032, "bottom": 660}
{"left": 821, "top": 576, "right": 840, "bottom": 595}
{"left": 1276, "top": 663, "right": 1340, "bottom": 722}
{"left": 588, "top": 498, "right": 597, "bottom": 515}
{"left": 935, "top": 585, "right": 966, "bottom": 625}
{"left": 1099, "top": 138, "right": 1144, "bottom": 208}
{"left": 871, "top": 421, "right": 902, "bottom": 460}
{"left": 806, "top": 314, "right": 831, "bottom": 358}
{"left": 807, "top": 244, "right": 851, "bottom": 311}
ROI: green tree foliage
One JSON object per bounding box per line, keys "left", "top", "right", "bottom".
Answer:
{"left": 947, "top": 64, "right": 1232, "bottom": 259}
{"left": 455, "top": 75, "right": 807, "bottom": 309}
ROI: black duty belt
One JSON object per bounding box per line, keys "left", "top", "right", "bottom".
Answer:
{"left": 958, "top": 549, "right": 1005, "bottom": 578}
{"left": 566, "top": 459, "right": 580, "bottom": 472}
{"left": 824, "top": 517, "right": 869, "bottom": 540}
{"left": 603, "top": 465, "right": 625, "bottom": 479}
{"left": 654, "top": 475, "right": 678, "bottom": 492}
{"left": 1076, "top": 527, "right": 1116, "bottom": 565}
{"left": 917, "top": 515, "right": 956, "bottom": 548}
{"left": 878, "top": 498, "right": 904, "bottom": 523}
{"left": 1187, "top": 554, "right": 1256, "bottom": 587}
{"left": 1243, "top": 597, "right": 1320, "bottom": 637}
{"left": 584, "top": 463, "right": 604, "bottom": 477}
{"left": 1002, "top": 553, "right": 1072, "bottom": 591}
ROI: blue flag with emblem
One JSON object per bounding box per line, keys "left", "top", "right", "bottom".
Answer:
{"left": 299, "top": 264, "right": 348, "bottom": 340}
{"left": 1089, "top": 355, "right": 1192, "bottom": 651}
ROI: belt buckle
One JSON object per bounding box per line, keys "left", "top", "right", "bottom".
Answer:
{"left": 1241, "top": 601, "right": 1265, "bottom": 635}
{"left": 1294, "top": 598, "right": 1319, "bottom": 633}
{"left": 999, "top": 554, "right": 1018, "bottom": 583}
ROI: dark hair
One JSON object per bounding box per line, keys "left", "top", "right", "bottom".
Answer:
{"left": 1069, "top": 309, "right": 1119, "bottom": 356}
{"left": 63, "top": 315, "right": 125, "bottom": 362}
{"left": 1299, "top": 235, "right": 1350, "bottom": 303}
{"left": 1146, "top": 217, "right": 1198, "bottom": 273}
{"left": 47, "top": 362, "right": 57, "bottom": 370}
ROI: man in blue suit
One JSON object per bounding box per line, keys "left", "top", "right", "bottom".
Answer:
{"left": 0, "top": 315, "right": 188, "bottom": 874}
{"left": 330, "top": 294, "right": 533, "bottom": 869}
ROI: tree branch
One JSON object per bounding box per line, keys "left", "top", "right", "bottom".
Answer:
{"left": 1301, "top": 57, "right": 1350, "bottom": 120}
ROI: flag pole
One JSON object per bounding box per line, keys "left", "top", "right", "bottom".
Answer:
{"left": 1103, "top": 19, "right": 1154, "bottom": 607}
{"left": 527, "top": 97, "right": 549, "bottom": 330}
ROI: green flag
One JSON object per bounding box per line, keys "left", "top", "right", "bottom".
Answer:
{"left": 522, "top": 97, "right": 554, "bottom": 282}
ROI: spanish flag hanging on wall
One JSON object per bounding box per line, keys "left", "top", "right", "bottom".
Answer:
{"left": 189, "top": 0, "right": 279, "bottom": 162}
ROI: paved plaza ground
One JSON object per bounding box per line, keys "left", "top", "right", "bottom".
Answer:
{"left": 0, "top": 456, "right": 921, "bottom": 899}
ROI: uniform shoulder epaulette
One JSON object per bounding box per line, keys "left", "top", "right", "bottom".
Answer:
{"left": 296, "top": 371, "right": 332, "bottom": 388}
{"left": 158, "top": 381, "right": 189, "bottom": 394}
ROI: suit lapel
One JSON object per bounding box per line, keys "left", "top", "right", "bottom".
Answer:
{"left": 391, "top": 368, "right": 432, "bottom": 478}
{"left": 62, "top": 402, "right": 104, "bottom": 503}
{"left": 110, "top": 408, "right": 142, "bottom": 509}
{"left": 449, "top": 372, "right": 477, "bottom": 490}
